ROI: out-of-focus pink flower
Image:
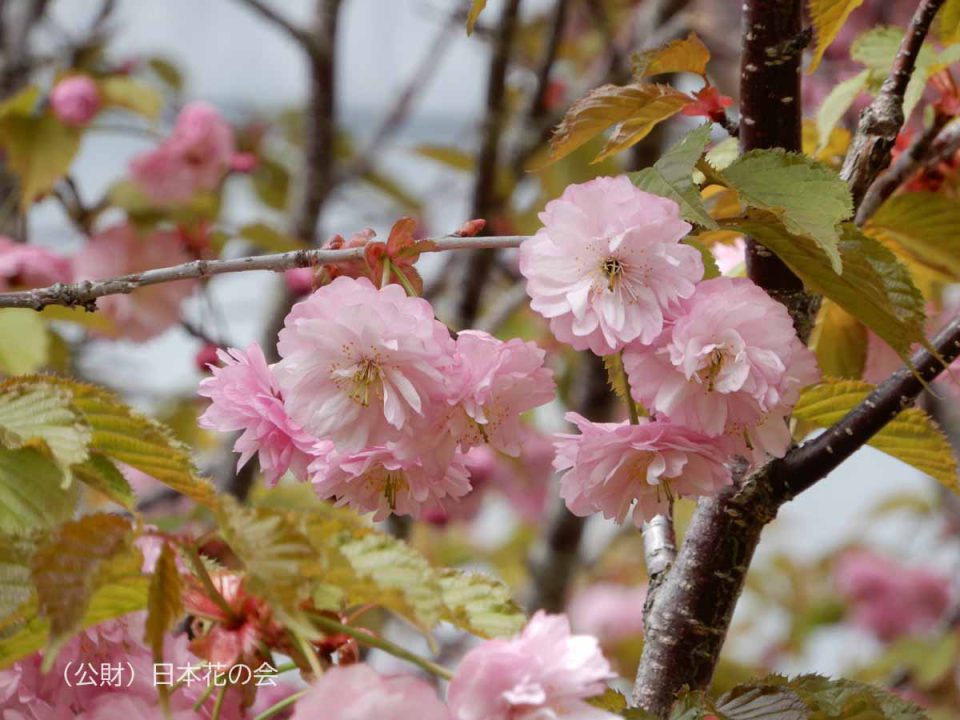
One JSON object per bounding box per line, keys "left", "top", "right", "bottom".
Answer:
{"left": 711, "top": 237, "right": 746, "bottom": 275}
{"left": 229, "top": 151, "right": 258, "bottom": 173}
{"left": 291, "top": 664, "right": 451, "bottom": 720}
{"left": 308, "top": 442, "right": 472, "bottom": 520}
{"left": 568, "top": 583, "right": 647, "bottom": 644}
{"left": 198, "top": 343, "right": 317, "bottom": 484}
{"left": 194, "top": 342, "right": 221, "bottom": 372}
{"left": 448, "top": 330, "right": 555, "bottom": 455}
{"left": 622, "top": 277, "right": 819, "bottom": 462}
{"left": 79, "top": 694, "right": 196, "bottom": 720}
{"left": 447, "top": 611, "right": 616, "bottom": 720}
{"left": 555, "top": 412, "right": 733, "bottom": 526}
{"left": 519, "top": 176, "right": 701, "bottom": 355}
{"left": 73, "top": 224, "right": 197, "bottom": 341}
{"left": 51, "top": 75, "right": 101, "bottom": 127}
{"left": 284, "top": 266, "right": 315, "bottom": 295}
{"left": 275, "top": 276, "right": 455, "bottom": 452}
{"left": 0, "top": 236, "right": 72, "bottom": 290}
{"left": 130, "top": 101, "right": 235, "bottom": 205}
{"left": 487, "top": 429, "right": 555, "bottom": 522}
{"left": 834, "top": 550, "right": 951, "bottom": 642}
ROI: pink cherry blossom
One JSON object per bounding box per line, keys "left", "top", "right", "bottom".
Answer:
{"left": 308, "top": 441, "right": 472, "bottom": 520}
{"left": 486, "top": 428, "right": 555, "bottom": 522}
{"left": 711, "top": 237, "right": 746, "bottom": 275}
{"left": 50, "top": 75, "right": 101, "bottom": 127}
{"left": 0, "top": 236, "right": 72, "bottom": 290}
{"left": 447, "top": 611, "right": 616, "bottom": 720}
{"left": 285, "top": 266, "right": 315, "bottom": 295}
{"left": 275, "top": 276, "right": 455, "bottom": 452}
{"left": 73, "top": 224, "right": 197, "bottom": 341}
{"left": 622, "top": 277, "right": 819, "bottom": 461}
{"left": 568, "top": 583, "right": 647, "bottom": 644}
{"left": 130, "top": 101, "right": 235, "bottom": 205}
{"left": 834, "top": 549, "right": 951, "bottom": 642}
{"left": 198, "top": 343, "right": 317, "bottom": 484}
{"left": 448, "top": 330, "right": 555, "bottom": 455}
{"left": 555, "top": 412, "right": 733, "bottom": 526}
{"left": 519, "top": 176, "right": 701, "bottom": 355}
{"left": 291, "top": 664, "right": 451, "bottom": 720}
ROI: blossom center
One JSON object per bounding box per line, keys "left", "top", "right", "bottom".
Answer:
{"left": 346, "top": 357, "right": 382, "bottom": 407}
{"left": 697, "top": 347, "right": 728, "bottom": 391}
{"left": 601, "top": 257, "right": 624, "bottom": 291}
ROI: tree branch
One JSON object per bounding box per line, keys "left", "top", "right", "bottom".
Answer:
{"left": 840, "top": 0, "right": 947, "bottom": 208}
{"left": 0, "top": 236, "right": 528, "bottom": 311}
{"left": 738, "top": 0, "right": 817, "bottom": 340}
{"left": 232, "top": 0, "right": 318, "bottom": 55}
{"left": 456, "top": 0, "right": 522, "bottom": 329}
{"left": 856, "top": 118, "right": 960, "bottom": 224}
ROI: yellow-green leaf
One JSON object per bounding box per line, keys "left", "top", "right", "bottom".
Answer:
{"left": 866, "top": 191, "right": 960, "bottom": 281}
{"left": 0, "top": 576, "right": 149, "bottom": 669}
{"left": 633, "top": 32, "right": 711, "bottom": 78}
{"left": 0, "top": 111, "right": 80, "bottom": 209}
{"left": 815, "top": 69, "right": 868, "bottom": 151}
{"left": 0, "top": 310, "right": 48, "bottom": 374}
{"left": 544, "top": 83, "right": 692, "bottom": 166}
{"left": 808, "top": 0, "right": 866, "bottom": 73}
{"left": 145, "top": 542, "right": 183, "bottom": 660}
{"left": 437, "top": 569, "right": 525, "bottom": 638}
{"left": 466, "top": 0, "right": 487, "bottom": 34}
{"left": 0, "top": 380, "right": 91, "bottom": 472}
{"left": 939, "top": 0, "right": 960, "bottom": 43}
{"left": 98, "top": 76, "right": 163, "bottom": 120}
{"left": 794, "top": 379, "right": 959, "bottom": 492}
{"left": 31, "top": 513, "right": 140, "bottom": 664}
{"left": 238, "top": 221, "right": 305, "bottom": 252}
{"left": 72, "top": 453, "right": 135, "bottom": 509}
{"left": 0, "top": 534, "right": 34, "bottom": 621}
{"left": 0, "top": 449, "right": 77, "bottom": 535}
{"left": 810, "top": 300, "right": 867, "bottom": 379}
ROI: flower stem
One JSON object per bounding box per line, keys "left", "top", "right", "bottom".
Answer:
{"left": 381, "top": 257, "right": 393, "bottom": 288}
{"left": 392, "top": 264, "right": 419, "bottom": 296}
{"left": 308, "top": 611, "right": 454, "bottom": 680}
{"left": 210, "top": 684, "right": 229, "bottom": 720}
{"left": 182, "top": 543, "right": 238, "bottom": 623}
{"left": 619, "top": 350, "right": 640, "bottom": 425}
{"left": 253, "top": 689, "right": 310, "bottom": 720}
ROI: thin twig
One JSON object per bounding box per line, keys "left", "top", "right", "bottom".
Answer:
{"left": 840, "top": 0, "right": 947, "bottom": 207}
{"left": 0, "top": 236, "right": 528, "bottom": 311}
{"left": 857, "top": 119, "right": 960, "bottom": 224}
{"left": 231, "top": 0, "right": 318, "bottom": 54}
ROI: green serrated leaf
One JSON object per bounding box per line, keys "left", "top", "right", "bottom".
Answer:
{"left": 0, "top": 310, "right": 48, "bottom": 374}
{"left": 851, "top": 27, "right": 937, "bottom": 117}
{"left": 31, "top": 513, "right": 139, "bottom": 666}
{"left": 726, "top": 216, "right": 925, "bottom": 356}
{"left": 72, "top": 453, "right": 135, "bottom": 509}
{"left": 0, "top": 533, "right": 35, "bottom": 621}
{"left": 720, "top": 150, "right": 853, "bottom": 273}
{"left": 631, "top": 124, "right": 717, "bottom": 228}
{"left": 0, "top": 380, "right": 91, "bottom": 473}
{"left": 633, "top": 33, "right": 711, "bottom": 78}
{"left": 939, "top": 0, "right": 960, "bottom": 44}
{"left": 145, "top": 541, "right": 183, "bottom": 661}
{"left": 794, "top": 379, "right": 959, "bottom": 493}
{"left": 0, "top": 448, "right": 77, "bottom": 535}
{"left": 437, "top": 569, "right": 525, "bottom": 638}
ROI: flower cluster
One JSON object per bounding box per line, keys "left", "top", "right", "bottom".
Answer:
{"left": 522, "top": 177, "right": 820, "bottom": 525}
{"left": 199, "top": 275, "right": 555, "bottom": 518}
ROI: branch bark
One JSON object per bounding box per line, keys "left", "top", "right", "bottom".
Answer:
{"left": 0, "top": 235, "right": 528, "bottom": 311}
{"left": 840, "top": 0, "right": 946, "bottom": 207}
{"left": 233, "top": 0, "right": 318, "bottom": 54}
{"left": 456, "top": 0, "right": 522, "bottom": 329}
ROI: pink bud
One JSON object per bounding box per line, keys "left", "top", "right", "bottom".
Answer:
{"left": 455, "top": 218, "right": 486, "bottom": 237}
{"left": 229, "top": 152, "right": 258, "bottom": 173}
{"left": 284, "top": 267, "right": 314, "bottom": 295}
{"left": 50, "top": 76, "right": 101, "bottom": 128}
{"left": 195, "top": 343, "right": 221, "bottom": 372}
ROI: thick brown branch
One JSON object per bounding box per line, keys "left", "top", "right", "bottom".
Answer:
{"left": 456, "top": 0, "right": 522, "bottom": 329}
{"left": 840, "top": 0, "right": 946, "bottom": 208}
{"left": 0, "top": 236, "right": 527, "bottom": 311}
